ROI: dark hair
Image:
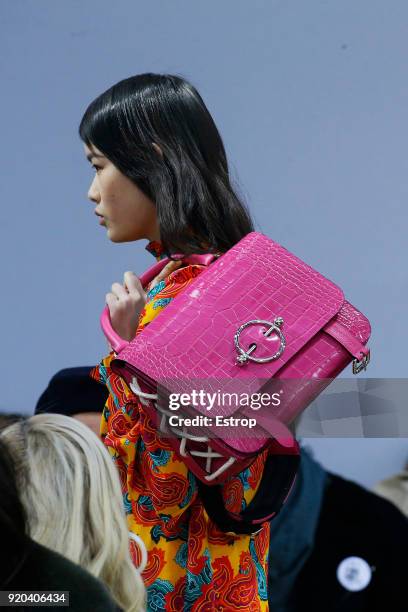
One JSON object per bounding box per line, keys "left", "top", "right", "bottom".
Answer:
{"left": 79, "top": 73, "right": 254, "bottom": 257}
{"left": 0, "top": 436, "right": 30, "bottom": 585}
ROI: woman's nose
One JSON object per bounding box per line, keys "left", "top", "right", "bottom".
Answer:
{"left": 87, "top": 176, "right": 100, "bottom": 203}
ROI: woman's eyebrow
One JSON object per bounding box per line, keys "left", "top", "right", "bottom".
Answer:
{"left": 86, "top": 152, "right": 105, "bottom": 162}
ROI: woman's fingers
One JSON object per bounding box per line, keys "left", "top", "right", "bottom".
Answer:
{"left": 106, "top": 273, "right": 147, "bottom": 342}
{"left": 105, "top": 292, "right": 119, "bottom": 309}
{"left": 123, "top": 271, "right": 144, "bottom": 297}
{"left": 111, "top": 282, "right": 129, "bottom": 299}
{"left": 104, "top": 261, "right": 182, "bottom": 342}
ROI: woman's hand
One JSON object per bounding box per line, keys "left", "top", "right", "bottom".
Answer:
{"left": 106, "top": 271, "right": 145, "bottom": 342}
{"left": 106, "top": 261, "right": 183, "bottom": 342}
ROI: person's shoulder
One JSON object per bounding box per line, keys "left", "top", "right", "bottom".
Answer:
{"left": 323, "top": 472, "right": 408, "bottom": 531}
{"left": 293, "top": 474, "right": 408, "bottom": 610}
{"left": 9, "top": 540, "right": 121, "bottom": 611}
{"left": 317, "top": 472, "right": 408, "bottom": 556}
{"left": 159, "top": 262, "right": 207, "bottom": 288}
{"left": 145, "top": 263, "right": 207, "bottom": 304}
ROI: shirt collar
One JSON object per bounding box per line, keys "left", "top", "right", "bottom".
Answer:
{"left": 145, "top": 240, "right": 167, "bottom": 262}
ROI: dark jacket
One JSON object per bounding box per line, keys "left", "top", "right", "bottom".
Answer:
{"left": 269, "top": 452, "right": 408, "bottom": 611}
{"left": 293, "top": 472, "right": 407, "bottom": 611}
{"left": 1, "top": 538, "right": 121, "bottom": 612}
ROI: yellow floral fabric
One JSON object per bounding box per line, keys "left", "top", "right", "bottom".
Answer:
{"left": 91, "top": 241, "right": 270, "bottom": 611}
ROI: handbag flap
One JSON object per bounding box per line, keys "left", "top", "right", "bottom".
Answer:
{"left": 113, "top": 232, "right": 344, "bottom": 415}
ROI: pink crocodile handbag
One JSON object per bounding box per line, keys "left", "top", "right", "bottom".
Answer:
{"left": 101, "top": 232, "right": 371, "bottom": 488}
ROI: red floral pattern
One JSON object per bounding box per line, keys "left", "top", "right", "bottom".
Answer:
{"left": 92, "top": 240, "right": 270, "bottom": 610}
{"left": 195, "top": 554, "right": 260, "bottom": 612}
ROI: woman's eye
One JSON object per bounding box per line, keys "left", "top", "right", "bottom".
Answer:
{"left": 92, "top": 164, "right": 102, "bottom": 173}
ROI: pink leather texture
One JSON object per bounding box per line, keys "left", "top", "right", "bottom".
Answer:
{"left": 101, "top": 232, "right": 371, "bottom": 482}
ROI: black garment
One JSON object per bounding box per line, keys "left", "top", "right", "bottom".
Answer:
{"left": 2, "top": 538, "right": 121, "bottom": 611}
{"left": 277, "top": 472, "right": 408, "bottom": 611}
{"left": 35, "top": 367, "right": 108, "bottom": 416}
{"left": 268, "top": 448, "right": 327, "bottom": 610}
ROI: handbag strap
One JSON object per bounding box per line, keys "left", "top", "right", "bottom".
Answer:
{"left": 323, "top": 320, "right": 370, "bottom": 360}
{"left": 100, "top": 252, "right": 217, "bottom": 353}
{"left": 197, "top": 440, "right": 300, "bottom": 535}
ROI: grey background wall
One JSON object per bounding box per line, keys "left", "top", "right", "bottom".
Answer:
{"left": 1, "top": 0, "right": 406, "bottom": 487}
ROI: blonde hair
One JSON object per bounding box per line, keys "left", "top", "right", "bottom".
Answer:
{"left": 1, "top": 414, "right": 146, "bottom": 612}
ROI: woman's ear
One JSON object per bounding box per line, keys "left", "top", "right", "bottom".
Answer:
{"left": 152, "top": 142, "right": 163, "bottom": 157}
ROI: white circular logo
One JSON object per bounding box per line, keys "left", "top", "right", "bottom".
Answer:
{"left": 336, "top": 556, "right": 372, "bottom": 592}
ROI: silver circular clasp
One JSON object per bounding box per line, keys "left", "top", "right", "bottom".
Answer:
{"left": 234, "top": 317, "right": 286, "bottom": 365}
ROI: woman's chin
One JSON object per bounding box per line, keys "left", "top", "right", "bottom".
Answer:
{"left": 107, "top": 228, "right": 137, "bottom": 243}
{"left": 106, "top": 226, "right": 122, "bottom": 243}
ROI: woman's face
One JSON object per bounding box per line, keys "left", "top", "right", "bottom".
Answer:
{"left": 84, "top": 143, "right": 160, "bottom": 243}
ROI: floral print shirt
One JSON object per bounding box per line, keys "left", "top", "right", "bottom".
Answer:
{"left": 90, "top": 240, "right": 270, "bottom": 611}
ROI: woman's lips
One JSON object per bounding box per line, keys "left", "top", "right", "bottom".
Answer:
{"left": 95, "top": 212, "right": 106, "bottom": 226}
